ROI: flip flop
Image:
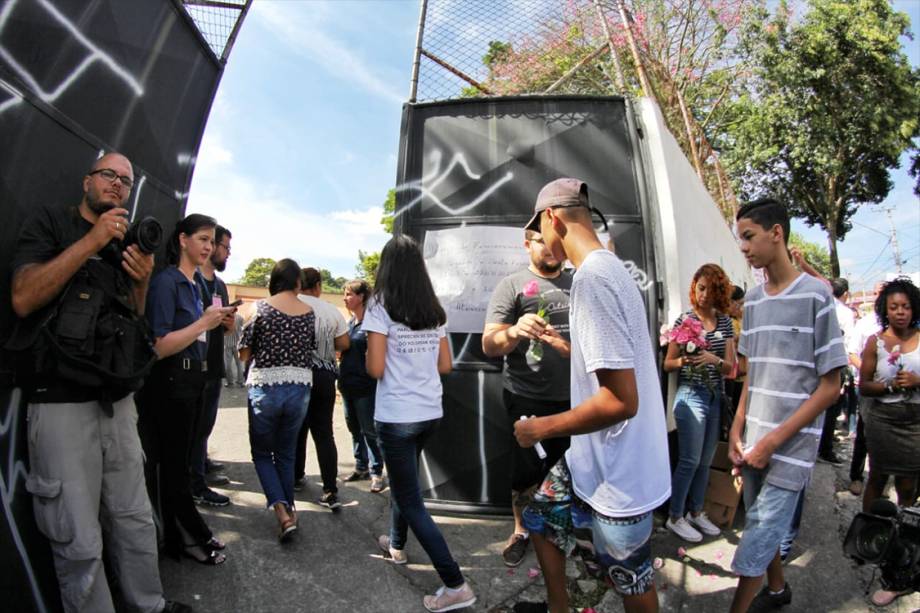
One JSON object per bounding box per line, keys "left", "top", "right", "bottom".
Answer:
{"left": 870, "top": 589, "right": 909, "bottom": 607}
{"left": 182, "top": 544, "right": 226, "bottom": 566}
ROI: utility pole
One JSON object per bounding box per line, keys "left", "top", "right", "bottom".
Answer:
{"left": 885, "top": 208, "right": 903, "bottom": 274}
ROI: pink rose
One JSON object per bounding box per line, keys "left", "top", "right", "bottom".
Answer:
{"left": 659, "top": 325, "right": 671, "bottom": 347}
{"left": 522, "top": 280, "right": 540, "bottom": 297}
{"left": 888, "top": 344, "right": 902, "bottom": 367}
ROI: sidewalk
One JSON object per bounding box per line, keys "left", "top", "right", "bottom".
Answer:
{"left": 159, "top": 389, "right": 920, "bottom": 612}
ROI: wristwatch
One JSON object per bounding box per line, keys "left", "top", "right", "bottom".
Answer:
{"left": 885, "top": 383, "right": 895, "bottom": 395}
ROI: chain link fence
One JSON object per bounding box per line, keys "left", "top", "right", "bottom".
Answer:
{"left": 414, "top": 0, "right": 629, "bottom": 103}
{"left": 180, "top": 0, "right": 250, "bottom": 63}
{"left": 412, "top": 0, "right": 742, "bottom": 219}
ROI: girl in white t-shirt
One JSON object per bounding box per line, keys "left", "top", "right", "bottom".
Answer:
{"left": 363, "top": 235, "right": 476, "bottom": 613}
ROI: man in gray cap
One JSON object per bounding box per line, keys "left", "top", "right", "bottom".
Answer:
{"left": 514, "top": 178, "right": 669, "bottom": 613}
{"left": 482, "top": 205, "right": 572, "bottom": 568}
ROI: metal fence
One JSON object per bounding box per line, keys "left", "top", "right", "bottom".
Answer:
{"left": 409, "top": 0, "right": 741, "bottom": 219}
{"left": 180, "top": 0, "right": 251, "bottom": 63}
{"left": 411, "top": 0, "right": 633, "bottom": 103}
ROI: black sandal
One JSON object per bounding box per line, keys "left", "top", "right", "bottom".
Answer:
{"left": 205, "top": 537, "right": 226, "bottom": 551}
{"left": 182, "top": 543, "right": 226, "bottom": 565}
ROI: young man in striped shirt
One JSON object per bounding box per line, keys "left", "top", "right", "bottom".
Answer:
{"left": 729, "top": 198, "right": 848, "bottom": 613}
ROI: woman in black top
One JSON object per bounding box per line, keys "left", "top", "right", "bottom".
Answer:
{"left": 138, "top": 214, "right": 234, "bottom": 564}
{"left": 663, "top": 263, "right": 736, "bottom": 543}
{"left": 339, "top": 279, "right": 385, "bottom": 492}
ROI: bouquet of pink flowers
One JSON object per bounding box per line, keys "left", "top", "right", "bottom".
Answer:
{"left": 661, "top": 317, "right": 712, "bottom": 383}
{"left": 663, "top": 317, "right": 710, "bottom": 354}
{"left": 522, "top": 280, "right": 547, "bottom": 363}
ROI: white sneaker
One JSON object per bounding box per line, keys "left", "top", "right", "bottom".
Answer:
{"left": 423, "top": 582, "right": 476, "bottom": 612}
{"left": 666, "top": 516, "right": 703, "bottom": 542}
{"left": 377, "top": 535, "right": 407, "bottom": 564}
{"left": 686, "top": 512, "right": 721, "bottom": 536}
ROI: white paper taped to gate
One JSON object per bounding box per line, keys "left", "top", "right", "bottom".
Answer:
{"left": 423, "top": 225, "right": 531, "bottom": 333}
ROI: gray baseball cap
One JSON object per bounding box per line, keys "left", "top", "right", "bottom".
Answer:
{"left": 524, "top": 178, "right": 590, "bottom": 231}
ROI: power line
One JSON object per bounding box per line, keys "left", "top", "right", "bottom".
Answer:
{"left": 853, "top": 237, "right": 892, "bottom": 285}
{"left": 885, "top": 208, "right": 904, "bottom": 274}
{"left": 852, "top": 220, "right": 890, "bottom": 237}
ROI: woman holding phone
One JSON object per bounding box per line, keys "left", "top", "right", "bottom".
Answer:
{"left": 138, "top": 214, "right": 234, "bottom": 565}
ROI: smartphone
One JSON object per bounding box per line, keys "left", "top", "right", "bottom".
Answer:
{"left": 228, "top": 299, "right": 243, "bottom": 308}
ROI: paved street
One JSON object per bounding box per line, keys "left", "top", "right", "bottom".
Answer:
{"left": 159, "top": 389, "right": 920, "bottom": 612}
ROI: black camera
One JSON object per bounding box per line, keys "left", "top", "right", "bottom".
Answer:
{"left": 100, "top": 216, "right": 163, "bottom": 267}
{"left": 844, "top": 499, "right": 920, "bottom": 592}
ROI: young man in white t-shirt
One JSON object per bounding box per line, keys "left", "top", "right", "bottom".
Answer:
{"left": 514, "top": 178, "right": 670, "bottom": 613}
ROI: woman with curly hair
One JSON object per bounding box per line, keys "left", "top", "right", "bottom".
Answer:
{"left": 858, "top": 277, "right": 920, "bottom": 606}
{"left": 859, "top": 278, "right": 920, "bottom": 507}
{"left": 663, "top": 263, "right": 737, "bottom": 542}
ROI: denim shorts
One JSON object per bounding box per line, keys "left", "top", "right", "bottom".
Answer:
{"left": 522, "top": 458, "right": 655, "bottom": 596}
{"left": 731, "top": 467, "right": 801, "bottom": 576}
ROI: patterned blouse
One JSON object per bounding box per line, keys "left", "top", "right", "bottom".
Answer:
{"left": 239, "top": 300, "right": 317, "bottom": 387}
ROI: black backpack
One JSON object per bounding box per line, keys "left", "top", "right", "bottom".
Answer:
{"left": 6, "top": 257, "right": 157, "bottom": 398}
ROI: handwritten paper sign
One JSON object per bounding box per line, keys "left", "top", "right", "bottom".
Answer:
{"left": 424, "top": 226, "right": 531, "bottom": 333}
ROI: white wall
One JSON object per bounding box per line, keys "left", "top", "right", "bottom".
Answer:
{"left": 636, "top": 99, "right": 754, "bottom": 430}
{"left": 638, "top": 98, "right": 754, "bottom": 322}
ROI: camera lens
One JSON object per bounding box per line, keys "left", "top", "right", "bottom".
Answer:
{"left": 856, "top": 523, "right": 893, "bottom": 561}
{"left": 132, "top": 217, "right": 163, "bottom": 254}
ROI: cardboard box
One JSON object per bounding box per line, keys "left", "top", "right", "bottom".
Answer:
{"left": 704, "top": 500, "right": 740, "bottom": 528}
{"left": 703, "top": 468, "right": 743, "bottom": 527}
{"left": 710, "top": 441, "right": 732, "bottom": 471}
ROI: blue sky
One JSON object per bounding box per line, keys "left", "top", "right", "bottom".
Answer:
{"left": 186, "top": 0, "right": 919, "bottom": 292}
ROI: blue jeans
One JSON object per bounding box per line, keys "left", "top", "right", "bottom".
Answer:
{"left": 376, "top": 419, "right": 463, "bottom": 588}
{"left": 779, "top": 487, "right": 805, "bottom": 560}
{"left": 343, "top": 393, "right": 383, "bottom": 476}
{"left": 732, "top": 467, "right": 800, "bottom": 576}
{"left": 248, "top": 383, "right": 310, "bottom": 508}
{"left": 670, "top": 384, "right": 721, "bottom": 518}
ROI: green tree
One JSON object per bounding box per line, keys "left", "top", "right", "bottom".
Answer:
{"left": 381, "top": 188, "right": 396, "bottom": 234}
{"left": 789, "top": 232, "right": 832, "bottom": 279}
{"left": 239, "top": 257, "right": 276, "bottom": 287}
{"left": 319, "top": 269, "right": 345, "bottom": 293}
{"left": 351, "top": 187, "right": 393, "bottom": 288}
{"left": 356, "top": 250, "right": 380, "bottom": 286}
{"left": 722, "top": 0, "right": 920, "bottom": 277}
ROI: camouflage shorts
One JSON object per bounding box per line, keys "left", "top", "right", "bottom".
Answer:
{"left": 521, "top": 457, "right": 655, "bottom": 596}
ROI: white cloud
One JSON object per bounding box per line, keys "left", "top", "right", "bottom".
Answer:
{"left": 186, "top": 163, "right": 389, "bottom": 281}
{"left": 254, "top": 3, "right": 405, "bottom": 105}
{"left": 329, "top": 207, "right": 385, "bottom": 236}
{"left": 195, "top": 132, "right": 234, "bottom": 172}
{"left": 188, "top": 182, "right": 389, "bottom": 279}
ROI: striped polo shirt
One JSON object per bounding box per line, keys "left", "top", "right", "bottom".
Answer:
{"left": 738, "top": 274, "right": 848, "bottom": 491}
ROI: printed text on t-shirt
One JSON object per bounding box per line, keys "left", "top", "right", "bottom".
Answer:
{"left": 394, "top": 327, "right": 440, "bottom": 354}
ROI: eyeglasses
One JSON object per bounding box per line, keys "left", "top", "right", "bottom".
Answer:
{"left": 89, "top": 168, "right": 134, "bottom": 190}
{"left": 217, "top": 242, "right": 231, "bottom": 253}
